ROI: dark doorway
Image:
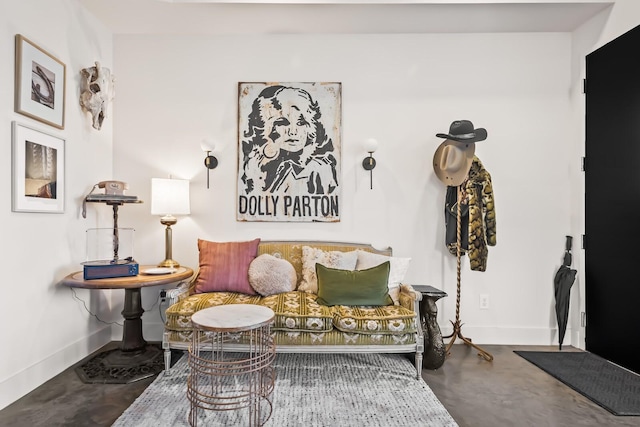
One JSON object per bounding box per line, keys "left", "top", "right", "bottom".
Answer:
{"left": 585, "top": 24, "right": 640, "bottom": 374}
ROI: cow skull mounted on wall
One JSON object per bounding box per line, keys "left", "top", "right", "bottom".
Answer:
{"left": 79, "top": 61, "right": 115, "bottom": 130}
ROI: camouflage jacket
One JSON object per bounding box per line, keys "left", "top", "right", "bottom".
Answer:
{"left": 446, "top": 155, "right": 497, "bottom": 271}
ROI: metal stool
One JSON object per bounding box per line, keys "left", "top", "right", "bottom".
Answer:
{"left": 188, "top": 304, "right": 275, "bottom": 426}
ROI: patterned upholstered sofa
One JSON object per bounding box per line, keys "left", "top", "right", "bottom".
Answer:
{"left": 162, "top": 241, "right": 424, "bottom": 378}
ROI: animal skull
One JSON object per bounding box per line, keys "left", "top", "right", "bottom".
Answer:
{"left": 79, "top": 61, "right": 115, "bottom": 130}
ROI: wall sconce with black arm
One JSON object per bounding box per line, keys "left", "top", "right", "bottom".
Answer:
{"left": 201, "top": 140, "right": 218, "bottom": 189}
{"left": 362, "top": 138, "right": 378, "bottom": 190}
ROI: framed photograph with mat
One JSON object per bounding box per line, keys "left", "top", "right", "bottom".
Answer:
{"left": 15, "top": 34, "right": 66, "bottom": 129}
{"left": 12, "top": 121, "right": 65, "bottom": 213}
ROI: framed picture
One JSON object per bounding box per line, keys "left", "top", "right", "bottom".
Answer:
{"left": 15, "top": 34, "right": 66, "bottom": 129}
{"left": 237, "top": 82, "right": 342, "bottom": 222}
{"left": 12, "top": 122, "right": 65, "bottom": 213}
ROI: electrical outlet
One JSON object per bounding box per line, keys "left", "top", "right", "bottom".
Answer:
{"left": 479, "top": 294, "right": 490, "bottom": 310}
{"left": 160, "top": 289, "right": 167, "bottom": 303}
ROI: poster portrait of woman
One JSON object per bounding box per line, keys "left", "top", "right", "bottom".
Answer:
{"left": 237, "top": 82, "right": 342, "bottom": 222}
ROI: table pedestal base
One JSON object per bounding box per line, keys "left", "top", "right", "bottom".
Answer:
{"left": 75, "top": 344, "right": 165, "bottom": 384}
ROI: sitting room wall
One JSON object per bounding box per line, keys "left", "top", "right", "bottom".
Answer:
{"left": 112, "top": 32, "right": 574, "bottom": 347}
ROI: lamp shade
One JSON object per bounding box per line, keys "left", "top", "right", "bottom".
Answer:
{"left": 363, "top": 138, "right": 379, "bottom": 153}
{"left": 201, "top": 139, "right": 215, "bottom": 152}
{"left": 151, "top": 178, "right": 191, "bottom": 216}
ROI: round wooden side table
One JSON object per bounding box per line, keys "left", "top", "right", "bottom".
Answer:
{"left": 188, "top": 304, "right": 276, "bottom": 427}
{"left": 59, "top": 266, "right": 193, "bottom": 383}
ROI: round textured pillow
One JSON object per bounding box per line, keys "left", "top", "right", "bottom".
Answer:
{"left": 248, "top": 254, "right": 297, "bottom": 296}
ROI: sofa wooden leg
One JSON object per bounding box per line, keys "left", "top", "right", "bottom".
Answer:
{"left": 415, "top": 352, "right": 423, "bottom": 379}
{"left": 162, "top": 332, "right": 172, "bottom": 375}
{"left": 164, "top": 349, "right": 172, "bottom": 375}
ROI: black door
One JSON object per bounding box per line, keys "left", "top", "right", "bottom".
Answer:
{"left": 585, "top": 24, "right": 640, "bottom": 374}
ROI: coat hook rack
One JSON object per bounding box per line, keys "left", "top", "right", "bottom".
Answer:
{"left": 443, "top": 184, "right": 494, "bottom": 362}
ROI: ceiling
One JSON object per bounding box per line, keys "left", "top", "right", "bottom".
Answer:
{"left": 78, "top": 0, "right": 614, "bottom": 34}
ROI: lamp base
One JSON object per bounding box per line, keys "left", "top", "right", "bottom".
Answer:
{"left": 157, "top": 259, "right": 180, "bottom": 269}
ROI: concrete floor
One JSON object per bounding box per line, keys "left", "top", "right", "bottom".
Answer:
{"left": 0, "top": 343, "right": 637, "bottom": 426}
{"left": 424, "top": 344, "right": 639, "bottom": 427}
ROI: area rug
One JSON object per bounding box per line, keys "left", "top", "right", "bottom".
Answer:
{"left": 515, "top": 351, "right": 640, "bottom": 416}
{"left": 113, "top": 352, "right": 458, "bottom": 426}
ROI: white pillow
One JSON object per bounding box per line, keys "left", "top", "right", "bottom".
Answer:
{"left": 248, "top": 254, "right": 297, "bottom": 296}
{"left": 355, "top": 250, "right": 411, "bottom": 304}
{"left": 298, "top": 246, "right": 358, "bottom": 294}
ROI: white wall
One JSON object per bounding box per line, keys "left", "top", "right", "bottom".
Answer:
{"left": 112, "top": 32, "right": 576, "bottom": 347}
{"left": 0, "top": 0, "right": 114, "bottom": 410}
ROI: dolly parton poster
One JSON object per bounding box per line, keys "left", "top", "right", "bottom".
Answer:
{"left": 237, "top": 82, "right": 342, "bottom": 222}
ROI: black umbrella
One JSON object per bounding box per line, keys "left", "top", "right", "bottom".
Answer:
{"left": 554, "top": 236, "right": 577, "bottom": 350}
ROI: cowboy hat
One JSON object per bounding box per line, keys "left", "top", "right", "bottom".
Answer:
{"left": 436, "top": 120, "right": 487, "bottom": 143}
{"left": 433, "top": 139, "right": 475, "bottom": 186}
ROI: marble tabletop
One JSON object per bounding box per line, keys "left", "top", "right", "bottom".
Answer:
{"left": 191, "top": 304, "right": 275, "bottom": 332}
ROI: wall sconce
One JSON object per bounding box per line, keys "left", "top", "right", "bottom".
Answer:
{"left": 201, "top": 140, "right": 218, "bottom": 189}
{"left": 151, "top": 178, "right": 190, "bottom": 268}
{"left": 362, "top": 138, "right": 378, "bottom": 190}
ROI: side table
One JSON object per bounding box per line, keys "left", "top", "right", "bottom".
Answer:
{"left": 59, "top": 266, "right": 194, "bottom": 383}
{"left": 188, "top": 304, "right": 276, "bottom": 427}
{"left": 411, "top": 284, "right": 448, "bottom": 369}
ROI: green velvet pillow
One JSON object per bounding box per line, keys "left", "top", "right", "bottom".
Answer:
{"left": 315, "top": 261, "right": 392, "bottom": 306}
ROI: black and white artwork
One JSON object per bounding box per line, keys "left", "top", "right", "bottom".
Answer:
{"left": 237, "top": 82, "right": 341, "bottom": 222}
{"left": 31, "top": 61, "right": 56, "bottom": 109}
{"left": 12, "top": 122, "right": 65, "bottom": 213}
{"left": 15, "top": 35, "right": 66, "bottom": 129}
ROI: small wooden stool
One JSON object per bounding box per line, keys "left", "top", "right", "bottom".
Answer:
{"left": 187, "top": 304, "right": 275, "bottom": 426}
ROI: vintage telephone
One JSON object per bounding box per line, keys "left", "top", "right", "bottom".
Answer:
{"left": 98, "top": 180, "right": 128, "bottom": 195}
{"left": 82, "top": 180, "right": 139, "bottom": 218}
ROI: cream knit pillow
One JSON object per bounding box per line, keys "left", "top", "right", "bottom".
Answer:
{"left": 248, "top": 254, "right": 297, "bottom": 296}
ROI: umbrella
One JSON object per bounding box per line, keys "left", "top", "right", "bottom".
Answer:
{"left": 554, "top": 235, "right": 577, "bottom": 350}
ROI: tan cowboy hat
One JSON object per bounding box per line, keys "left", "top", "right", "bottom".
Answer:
{"left": 433, "top": 139, "right": 475, "bottom": 186}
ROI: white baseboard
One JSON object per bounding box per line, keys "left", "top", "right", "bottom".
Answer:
{"left": 110, "top": 321, "right": 166, "bottom": 343}
{"left": 0, "top": 326, "right": 111, "bottom": 411}
{"left": 137, "top": 323, "right": 578, "bottom": 347}
{"left": 143, "top": 322, "right": 166, "bottom": 342}
{"left": 439, "top": 325, "right": 576, "bottom": 346}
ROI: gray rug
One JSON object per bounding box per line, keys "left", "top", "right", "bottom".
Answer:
{"left": 113, "top": 352, "right": 458, "bottom": 426}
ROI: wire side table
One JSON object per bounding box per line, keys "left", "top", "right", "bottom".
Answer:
{"left": 188, "top": 305, "right": 276, "bottom": 427}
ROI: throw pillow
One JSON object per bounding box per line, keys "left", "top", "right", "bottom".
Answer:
{"left": 298, "top": 246, "right": 358, "bottom": 294}
{"left": 248, "top": 254, "right": 297, "bottom": 296}
{"left": 315, "top": 262, "right": 393, "bottom": 307}
{"left": 355, "top": 250, "right": 411, "bottom": 305}
{"left": 193, "top": 238, "right": 261, "bottom": 295}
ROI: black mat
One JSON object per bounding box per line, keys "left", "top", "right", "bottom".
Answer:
{"left": 75, "top": 344, "right": 183, "bottom": 384}
{"left": 515, "top": 351, "right": 640, "bottom": 416}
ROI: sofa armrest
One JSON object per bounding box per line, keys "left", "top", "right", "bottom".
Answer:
{"left": 398, "top": 283, "right": 422, "bottom": 312}
{"left": 165, "top": 283, "right": 189, "bottom": 306}
{"left": 166, "top": 269, "right": 199, "bottom": 306}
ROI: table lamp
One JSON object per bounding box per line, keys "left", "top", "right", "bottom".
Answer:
{"left": 151, "top": 178, "right": 190, "bottom": 268}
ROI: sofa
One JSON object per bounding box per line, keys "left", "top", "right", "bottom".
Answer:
{"left": 162, "top": 240, "right": 424, "bottom": 378}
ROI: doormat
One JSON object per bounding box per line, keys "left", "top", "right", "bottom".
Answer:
{"left": 514, "top": 351, "right": 640, "bottom": 416}
{"left": 75, "top": 344, "right": 183, "bottom": 384}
